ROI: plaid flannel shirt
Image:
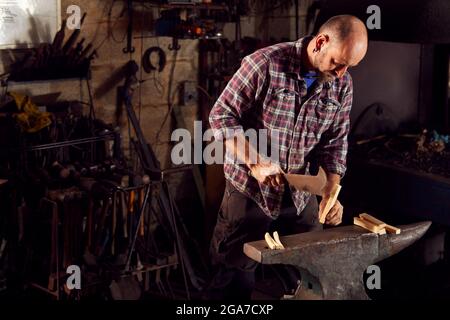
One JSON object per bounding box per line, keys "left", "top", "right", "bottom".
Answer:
{"left": 209, "top": 37, "right": 353, "bottom": 218}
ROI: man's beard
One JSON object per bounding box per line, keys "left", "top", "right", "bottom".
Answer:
{"left": 313, "top": 51, "right": 336, "bottom": 84}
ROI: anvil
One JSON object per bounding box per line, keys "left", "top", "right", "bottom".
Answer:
{"left": 244, "top": 221, "right": 431, "bottom": 300}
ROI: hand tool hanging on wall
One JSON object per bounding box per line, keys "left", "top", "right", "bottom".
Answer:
{"left": 8, "top": 12, "right": 95, "bottom": 81}
{"left": 142, "top": 47, "right": 166, "bottom": 73}
{"left": 62, "top": 13, "right": 87, "bottom": 54}
{"left": 51, "top": 19, "right": 67, "bottom": 57}
{"left": 123, "top": 0, "right": 135, "bottom": 54}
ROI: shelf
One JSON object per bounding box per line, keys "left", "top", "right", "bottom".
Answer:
{"left": 124, "top": 261, "right": 178, "bottom": 276}
{"left": 7, "top": 76, "right": 90, "bottom": 85}
{"left": 151, "top": 2, "right": 228, "bottom": 11}
{"left": 6, "top": 61, "right": 91, "bottom": 84}
{"left": 7, "top": 71, "right": 91, "bottom": 84}
{"left": 0, "top": 132, "right": 117, "bottom": 155}
{"left": 133, "top": 34, "right": 224, "bottom": 40}
{"left": 26, "top": 133, "right": 116, "bottom": 152}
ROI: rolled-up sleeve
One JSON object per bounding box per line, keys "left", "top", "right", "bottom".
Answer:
{"left": 209, "top": 52, "right": 268, "bottom": 141}
{"left": 318, "top": 75, "right": 353, "bottom": 177}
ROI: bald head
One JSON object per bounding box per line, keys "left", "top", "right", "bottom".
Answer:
{"left": 305, "top": 15, "right": 368, "bottom": 81}
{"left": 318, "top": 15, "right": 368, "bottom": 46}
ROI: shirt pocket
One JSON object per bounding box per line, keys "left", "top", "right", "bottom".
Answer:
{"left": 263, "top": 87, "right": 298, "bottom": 129}
{"left": 307, "top": 97, "right": 341, "bottom": 140}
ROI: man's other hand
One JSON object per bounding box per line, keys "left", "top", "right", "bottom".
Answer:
{"left": 319, "top": 198, "right": 343, "bottom": 225}
{"left": 249, "top": 163, "right": 283, "bottom": 187}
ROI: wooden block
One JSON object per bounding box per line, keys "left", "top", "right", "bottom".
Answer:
{"left": 359, "top": 213, "right": 387, "bottom": 229}
{"left": 359, "top": 213, "right": 401, "bottom": 234}
{"left": 354, "top": 217, "right": 386, "bottom": 235}
{"left": 359, "top": 214, "right": 386, "bottom": 232}
{"left": 319, "top": 184, "right": 342, "bottom": 224}
{"left": 385, "top": 224, "right": 401, "bottom": 234}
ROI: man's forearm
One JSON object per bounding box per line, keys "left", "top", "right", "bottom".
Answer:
{"left": 225, "top": 133, "right": 261, "bottom": 168}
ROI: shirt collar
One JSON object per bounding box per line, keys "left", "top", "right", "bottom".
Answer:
{"left": 285, "top": 36, "right": 311, "bottom": 80}
{"left": 286, "top": 36, "right": 333, "bottom": 89}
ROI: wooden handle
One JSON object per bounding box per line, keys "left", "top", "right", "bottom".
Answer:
{"left": 139, "top": 188, "right": 145, "bottom": 237}
{"left": 128, "top": 190, "right": 135, "bottom": 213}
{"left": 319, "top": 184, "right": 342, "bottom": 224}
{"left": 111, "top": 193, "right": 117, "bottom": 255}
{"left": 120, "top": 192, "right": 128, "bottom": 239}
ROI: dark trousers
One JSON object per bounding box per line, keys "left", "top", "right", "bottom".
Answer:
{"left": 206, "top": 180, "right": 322, "bottom": 300}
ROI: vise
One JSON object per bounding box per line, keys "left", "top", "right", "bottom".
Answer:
{"left": 244, "top": 221, "right": 431, "bottom": 300}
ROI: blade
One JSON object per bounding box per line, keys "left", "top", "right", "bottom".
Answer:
{"left": 284, "top": 167, "right": 327, "bottom": 195}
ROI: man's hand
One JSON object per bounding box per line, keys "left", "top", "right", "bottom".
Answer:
{"left": 318, "top": 173, "right": 343, "bottom": 225}
{"left": 249, "top": 163, "right": 283, "bottom": 187}
{"left": 319, "top": 198, "right": 343, "bottom": 225}
{"left": 225, "top": 134, "right": 283, "bottom": 187}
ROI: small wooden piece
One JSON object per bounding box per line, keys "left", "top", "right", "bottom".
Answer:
{"left": 385, "top": 224, "right": 401, "bottom": 234}
{"left": 273, "top": 231, "right": 285, "bottom": 249}
{"left": 264, "top": 232, "right": 284, "bottom": 250}
{"left": 354, "top": 217, "right": 386, "bottom": 234}
{"left": 319, "top": 184, "right": 342, "bottom": 224}
{"left": 359, "top": 213, "right": 386, "bottom": 228}
{"left": 264, "top": 232, "right": 277, "bottom": 250}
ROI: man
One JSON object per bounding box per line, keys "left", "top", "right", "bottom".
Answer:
{"left": 207, "top": 15, "right": 368, "bottom": 299}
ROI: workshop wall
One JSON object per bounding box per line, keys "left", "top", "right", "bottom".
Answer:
{"left": 350, "top": 41, "right": 421, "bottom": 137}
{"left": 0, "top": 0, "right": 200, "bottom": 171}
{"left": 223, "top": 0, "right": 314, "bottom": 43}
{"left": 220, "top": 2, "right": 423, "bottom": 139}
